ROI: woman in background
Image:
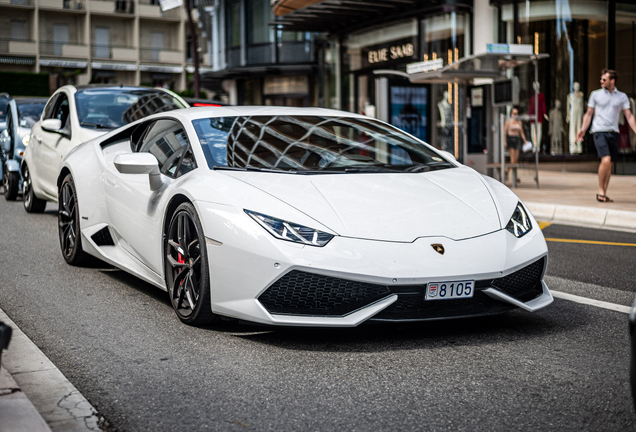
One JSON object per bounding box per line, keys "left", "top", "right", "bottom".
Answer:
{"left": 504, "top": 107, "right": 526, "bottom": 183}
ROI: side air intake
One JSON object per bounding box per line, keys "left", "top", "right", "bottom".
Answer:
{"left": 91, "top": 227, "right": 115, "bottom": 246}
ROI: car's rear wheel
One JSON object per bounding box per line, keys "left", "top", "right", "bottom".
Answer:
{"left": 3, "top": 168, "right": 19, "bottom": 201}
{"left": 58, "top": 175, "right": 90, "bottom": 265}
{"left": 23, "top": 165, "right": 46, "bottom": 213}
{"left": 165, "top": 202, "right": 218, "bottom": 326}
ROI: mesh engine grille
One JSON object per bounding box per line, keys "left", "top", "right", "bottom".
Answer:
{"left": 259, "top": 257, "right": 546, "bottom": 319}
{"left": 258, "top": 271, "right": 391, "bottom": 316}
{"left": 490, "top": 257, "right": 545, "bottom": 302}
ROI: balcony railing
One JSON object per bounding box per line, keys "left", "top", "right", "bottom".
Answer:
{"left": 37, "top": 0, "right": 85, "bottom": 10}
{"left": 89, "top": 0, "right": 134, "bottom": 14}
{"left": 137, "top": 0, "right": 180, "bottom": 18}
{"left": 0, "top": 38, "right": 37, "bottom": 55}
{"left": 92, "top": 44, "right": 136, "bottom": 60}
{"left": 277, "top": 40, "right": 313, "bottom": 64}
{"left": 0, "top": 0, "right": 35, "bottom": 6}
{"left": 227, "top": 41, "right": 314, "bottom": 68}
{"left": 140, "top": 47, "right": 181, "bottom": 63}
{"left": 40, "top": 41, "right": 88, "bottom": 57}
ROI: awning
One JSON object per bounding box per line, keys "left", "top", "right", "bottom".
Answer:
{"left": 0, "top": 56, "right": 35, "bottom": 66}
{"left": 270, "top": 0, "right": 471, "bottom": 35}
{"left": 374, "top": 49, "right": 549, "bottom": 85}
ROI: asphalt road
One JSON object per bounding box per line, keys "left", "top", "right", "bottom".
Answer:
{"left": 0, "top": 198, "right": 635, "bottom": 431}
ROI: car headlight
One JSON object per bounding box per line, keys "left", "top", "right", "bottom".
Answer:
{"left": 245, "top": 210, "right": 334, "bottom": 247}
{"left": 506, "top": 202, "right": 532, "bottom": 238}
{"left": 22, "top": 135, "right": 29, "bottom": 146}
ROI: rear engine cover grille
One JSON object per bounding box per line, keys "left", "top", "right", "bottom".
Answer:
{"left": 258, "top": 271, "right": 391, "bottom": 316}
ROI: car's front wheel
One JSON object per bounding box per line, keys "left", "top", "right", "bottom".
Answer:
{"left": 165, "top": 202, "right": 218, "bottom": 326}
{"left": 23, "top": 165, "right": 46, "bottom": 213}
{"left": 3, "top": 168, "right": 19, "bottom": 201}
{"left": 58, "top": 175, "right": 90, "bottom": 265}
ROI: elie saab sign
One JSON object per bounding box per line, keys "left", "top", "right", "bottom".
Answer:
{"left": 362, "top": 37, "right": 417, "bottom": 69}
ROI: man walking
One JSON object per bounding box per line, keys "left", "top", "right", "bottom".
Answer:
{"left": 577, "top": 69, "right": 636, "bottom": 202}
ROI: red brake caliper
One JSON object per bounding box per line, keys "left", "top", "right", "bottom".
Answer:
{"left": 177, "top": 253, "right": 185, "bottom": 286}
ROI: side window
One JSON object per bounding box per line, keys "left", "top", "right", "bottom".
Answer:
{"left": 54, "top": 95, "right": 71, "bottom": 129}
{"left": 139, "top": 119, "right": 196, "bottom": 178}
{"left": 42, "top": 95, "right": 59, "bottom": 120}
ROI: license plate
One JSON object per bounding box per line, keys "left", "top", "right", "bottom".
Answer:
{"left": 425, "top": 280, "right": 474, "bottom": 301}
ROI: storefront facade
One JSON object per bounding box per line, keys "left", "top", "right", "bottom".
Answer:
{"left": 492, "top": 0, "right": 636, "bottom": 173}
{"left": 273, "top": 0, "right": 636, "bottom": 173}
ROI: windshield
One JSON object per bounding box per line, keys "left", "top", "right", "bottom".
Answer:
{"left": 17, "top": 102, "right": 46, "bottom": 129}
{"left": 192, "top": 115, "right": 454, "bottom": 173}
{"left": 75, "top": 88, "right": 186, "bottom": 130}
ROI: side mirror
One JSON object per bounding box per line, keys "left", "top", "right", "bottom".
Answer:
{"left": 41, "top": 118, "right": 62, "bottom": 133}
{"left": 113, "top": 153, "right": 165, "bottom": 191}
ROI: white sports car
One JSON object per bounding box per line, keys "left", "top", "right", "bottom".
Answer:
{"left": 58, "top": 106, "right": 553, "bottom": 327}
{"left": 22, "top": 85, "right": 188, "bottom": 212}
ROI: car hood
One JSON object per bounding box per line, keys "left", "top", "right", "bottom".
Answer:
{"left": 223, "top": 167, "right": 502, "bottom": 242}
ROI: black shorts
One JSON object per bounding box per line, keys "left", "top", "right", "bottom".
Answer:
{"left": 593, "top": 132, "right": 619, "bottom": 162}
{"left": 506, "top": 135, "right": 522, "bottom": 150}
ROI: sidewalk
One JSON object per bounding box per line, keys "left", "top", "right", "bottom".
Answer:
{"left": 509, "top": 169, "right": 636, "bottom": 232}
{"left": 1, "top": 168, "right": 635, "bottom": 432}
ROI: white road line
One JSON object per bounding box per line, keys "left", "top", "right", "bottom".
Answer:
{"left": 551, "top": 290, "right": 632, "bottom": 314}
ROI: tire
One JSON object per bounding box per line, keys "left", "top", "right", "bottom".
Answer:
{"left": 165, "top": 202, "right": 218, "bottom": 326}
{"left": 3, "top": 168, "right": 19, "bottom": 201}
{"left": 22, "top": 165, "right": 47, "bottom": 213}
{"left": 58, "top": 175, "right": 90, "bottom": 266}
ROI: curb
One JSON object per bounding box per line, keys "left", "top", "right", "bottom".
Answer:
{"left": 0, "top": 308, "right": 102, "bottom": 432}
{"left": 525, "top": 202, "right": 636, "bottom": 232}
{"left": 0, "top": 366, "right": 52, "bottom": 432}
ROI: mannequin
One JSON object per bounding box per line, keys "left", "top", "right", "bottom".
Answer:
{"left": 437, "top": 91, "right": 452, "bottom": 127}
{"left": 567, "top": 82, "right": 584, "bottom": 154}
{"left": 548, "top": 100, "right": 565, "bottom": 155}
{"left": 528, "top": 81, "right": 545, "bottom": 152}
{"left": 437, "top": 91, "right": 453, "bottom": 152}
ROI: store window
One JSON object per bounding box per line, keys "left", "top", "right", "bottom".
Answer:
{"left": 420, "top": 12, "right": 471, "bottom": 154}
{"left": 496, "top": 0, "right": 636, "bottom": 159}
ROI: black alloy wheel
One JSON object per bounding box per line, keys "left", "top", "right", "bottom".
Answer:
{"left": 165, "top": 202, "right": 217, "bottom": 326}
{"left": 22, "top": 165, "right": 46, "bottom": 213}
{"left": 3, "top": 168, "right": 19, "bottom": 201}
{"left": 58, "top": 175, "right": 90, "bottom": 265}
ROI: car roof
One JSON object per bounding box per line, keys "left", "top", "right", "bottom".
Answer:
{"left": 169, "top": 106, "right": 368, "bottom": 122}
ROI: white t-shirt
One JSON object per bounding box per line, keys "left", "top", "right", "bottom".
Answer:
{"left": 588, "top": 87, "right": 630, "bottom": 133}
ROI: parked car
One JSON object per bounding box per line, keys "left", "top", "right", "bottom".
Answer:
{"left": 22, "top": 85, "right": 188, "bottom": 212}
{"left": 182, "top": 97, "right": 229, "bottom": 107}
{"left": 58, "top": 106, "right": 553, "bottom": 327}
{"left": 0, "top": 93, "right": 10, "bottom": 179}
{"left": 2, "top": 97, "right": 48, "bottom": 200}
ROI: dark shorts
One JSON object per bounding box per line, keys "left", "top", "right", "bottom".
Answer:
{"left": 593, "top": 132, "right": 619, "bottom": 162}
{"left": 506, "top": 135, "right": 522, "bottom": 150}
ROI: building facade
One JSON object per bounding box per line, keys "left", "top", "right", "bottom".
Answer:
{"left": 273, "top": 0, "right": 636, "bottom": 174}
{"left": 197, "top": 0, "right": 320, "bottom": 106}
{"left": 0, "top": 0, "right": 205, "bottom": 91}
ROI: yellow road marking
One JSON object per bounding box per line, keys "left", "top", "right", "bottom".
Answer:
{"left": 545, "top": 238, "right": 636, "bottom": 247}
{"left": 538, "top": 221, "right": 552, "bottom": 230}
